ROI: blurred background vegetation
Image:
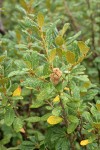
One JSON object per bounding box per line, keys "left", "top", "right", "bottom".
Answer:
{"left": 1, "top": 0, "right": 100, "bottom": 84}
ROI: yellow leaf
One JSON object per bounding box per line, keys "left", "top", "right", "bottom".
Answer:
{"left": 64, "top": 87, "right": 69, "bottom": 91}
{"left": 66, "top": 51, "right": 76, "bottom": 64}
{"left": 56, "top": 48, "right": 62, "bottom": 58}
{"left": 82, "top": 81, "right": 91, "bottom": 88}
{"left": 53, "top": 95, "right": 60, "bottom": 102}
{"left": 37, "top": 12, "right": 44, "bottom": 28}
{"left": 55, "top": 35, "right": 64, "bottom": 46}
{"left": 20, "top": 128, "right": 25, "bottom": 133}
{"left": 77, "top": 56, "right": 84, "bottom": 64}
{"left": 13, "top": 86, "right": 21, "bottom": 96}
{"left": 20, "top": 0, "right": 27, "bottom": 10}
{"left": 47, "top": 116, "right": 63, "bottom": 125}
{"left": 80, "top": 139, "right": 90, "bottom": 146}
{"left": 96, "top": 103, "right": 100, "bottom": 111}
{"left": 61, "top": 93, "right": 63, "bottom": 96}
{"left": 48, "top": 49, "right": 56, "bottom": 63}
{"left": 78, "top": 41, "right": 89, "bottom": 55}
{"left": 0, "top": 56, "right": 6, "bottom": 63}
{"left": 16, "top": 30, "right": 21, "bottom": 42}
{"left": 93, "top": 122, "right": 100, "bottom": 129}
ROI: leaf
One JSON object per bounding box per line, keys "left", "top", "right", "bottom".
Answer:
{"left": 30, "top": 100, "right": 44, "bottom": 108}
{"left": 8, "top": 68, "right": 29, "bottom": 77}
{"left": 96, "top": 103, "right": 100, "bottom": 111}
{"left": 64, "top": 87, "right": 69, "bottom": 91}
{"left": 52, "top": 107, "right": 61, "bottom": 116}
{"left": 20, "top": 128, "right": 25, "bottom": 133}
{"left": 48, "top": 49, "right": 56, "bottom": 63}
{"left": 4, "top": 107, "right": 15, "bottom": 126}
{"left": 47, "top": 116, "right": 62, "bottom": 125}
{"left": 53, "top": 95, "right": 60, "bottom": 102}
{"left": 68, "top": 115, "right": 79, "bottom": 123}
{"left": 66, "top": 51, "right": 76, "bottom": 64}
{"left": 83, "top": 89, "right": 98, "bottom": 101}
{"left": 24, "top": 51, "right": 39, "bottom": 69}
{"left": 37, "top": 12, "right": 44, "bottom": 28}
{"left": 37, "top": 85, "right": 54, "bottom": 101}
{"left": 15, "top": 44, "right": 27, "bottom": 49}
{"left": 0, "top": 87, "right": 6, "bottom": 93}
{"left": 16, "top": 30, "right": 21, "bottom": 42}
{"left": 0, "top": 78, "right": 8, "bottom": 84}
{"left": 25, "top": 117, "right": 41, "bottom": 122}
{"left": 67, "top": 31, "right": 81, "bottom": 45}
{"left": 67, "top": 122, "right": 78, "bottom": 134}
{"left": 55, "top": 35, "right": 64, "bottom": 46}
{"left": 56, "top": 48, "right": 62, "bottom": 58}
{"left": 80, "top": 139, "right": 90, "bottom": 146}
{"left": 60, "top": 23, "right": 70, "bottom": 36}
{"left": 78, "top": 41, "right": 89, "bottom": 55}
{"left": 0, "top": 55, "right": 6, "bottom": 63}
{"left": 82, "top": 112, "right": 92, "bottom": 122}
{"left": 12, "top": 86, "right": 21, "bottom": 96}
{"left": 20, "top": 0, "right": 27, "bottom": 10}
{"left": 93, "top": 122, "right": 100, "bottom": 129}
{"left": 43, "top": 63, "right": 50, "bottom": 76}
{"left": 13, "top": 118, "right": 23, "bottom": 132}
{"left": 41, "top": 113, "right": 51, "bottom": 121}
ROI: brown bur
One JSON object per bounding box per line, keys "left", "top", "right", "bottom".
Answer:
{"left": 50, "top": 68, "right": 62, "bottom": 85}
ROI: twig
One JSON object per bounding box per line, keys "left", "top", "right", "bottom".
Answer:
{"left": 59, "top": 96, "right": 68, "bottom": 127}
{"left": 86, "top": 0, "right": 96, "bottom": 50}
{"left": 63, "top": 0, "right": 80, "bottom": 32}
{"left": 0, "top": 0, "right": 5, "bottom": 35}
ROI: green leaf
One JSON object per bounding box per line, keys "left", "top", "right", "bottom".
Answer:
{"left": 8, "top": 68, "right": 29, "bottom": 77}
{"left": 4, "top": 107, "right": 15, "bottom": 126}
{"left": 24, "top": 51, "right": 39, "bottom": 69}
{"left": 55, "top": 137, "right": 69, "bottom": 150}
{"left": 43, "top": 63, "right": 50, "bottom": 76}
{"left": 67, "top": 31, "right": 81, "bottom": 45}
{"left": 52, "top": 107, "right": 61, "bottom": 116}
{"left": 67, "top": 122, "right": 78, "bottom": 134}
{"left": 13, "top": 118, "right": 23, "bottom": 132}
{"left": 41, "top": 113, "right": 51, "bottom": 121}
{"left": 30, "top": 100, "right": 44, "bottom": 108}
{"left": 60, "top": 23, "right": 70, "bottom": 36}
{"left": 48, "top": 49, "right": 56, "bottom": 63}
{"left": 68, "top": 115, "right": 79, "bottom": 123}
{"left": 37, "top": 12, "right": 44, "bottom": 28}
{"left": 37, "top": 85, "right": 54, "bottom": 101}
{"left": 25, "top": 117, "right": 41, "bottom": 122}
{"left": 83, "top": 89, "right": 98, "bottom": 101}
{"left": 70, "top": 81, "right": 80, "bottom": 99}
{"left": 66, "top": 51, "right": 76, "bottom": 64}
{"left": 0, "top": 145, "right": 7, "bottom": 150}
{"left": 82, "top": 112, "right": 92, "bottom": 122}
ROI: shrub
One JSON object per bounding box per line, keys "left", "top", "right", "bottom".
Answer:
{"left": 0, "top": 1, "right": 100, "bottom": 150}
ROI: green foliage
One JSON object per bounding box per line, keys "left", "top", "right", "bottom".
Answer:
{"left": 0, "top": 0, "right": 100, "bottom": 149}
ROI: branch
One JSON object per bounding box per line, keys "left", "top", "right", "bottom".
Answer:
{"left": 86, "top": 0, "right": 95, "bottom": 50}
{"left": 0, "top": 0, "right": 5, "bottom": 35}
{"left": 63, "top": 0, "right": 80, "bottom": 32}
